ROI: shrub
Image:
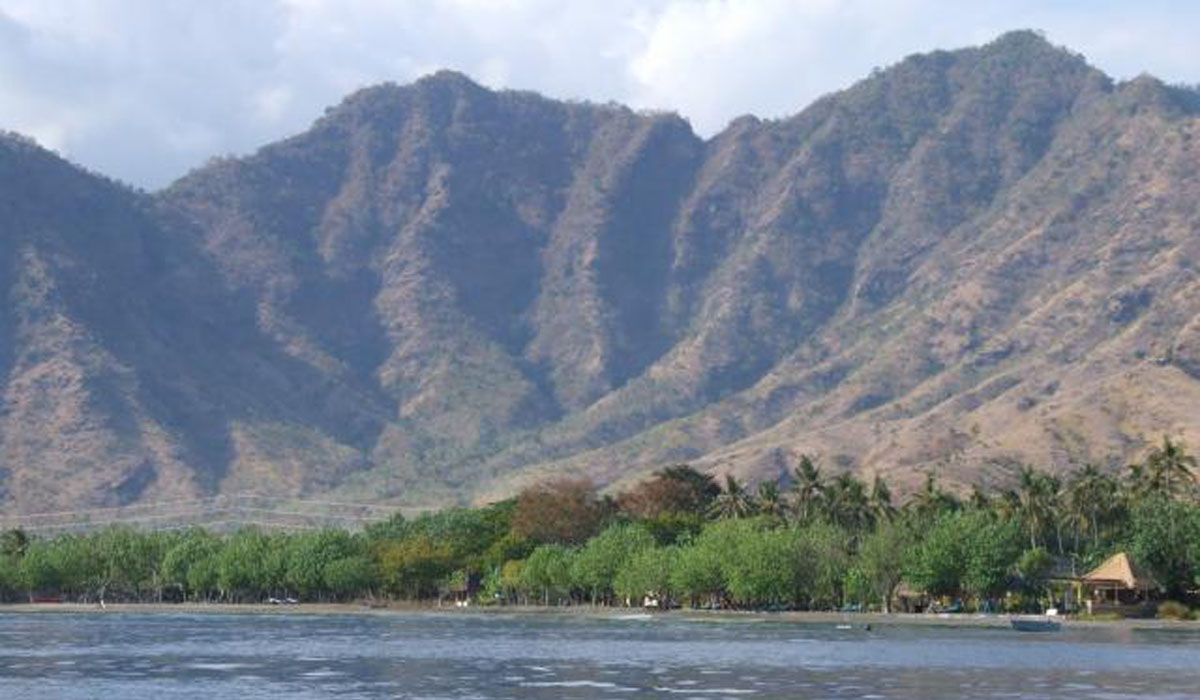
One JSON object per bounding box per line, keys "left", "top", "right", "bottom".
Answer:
{"left": 1157, "top": 600, "right": 1193, "bottom": 620}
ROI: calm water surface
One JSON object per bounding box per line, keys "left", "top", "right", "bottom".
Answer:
{"left": 2, "top": 610, "right": 1200, "bottom": 699}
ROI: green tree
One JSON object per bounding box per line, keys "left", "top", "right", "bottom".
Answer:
{"left": 323, "top": 556, "right": 378, "bottom": 600}
{"left": 161, "top": 529, "right": 223, "bottom": 600}
{"left": 571, "top": 523, "right": 655, "bottom": 604}
{"left": 0, "top": 529, "right": 29, "bottom": 559}
{"left": 755, "top": 481, "right": 787, "bottom": 521}
{"left": 218, "top": 529, "right": 282, "bottom": 601}
{"left": 1015, "top": 547, "right": 1055, "bottom": 611}
{"left": 906, "top": 472, "right": 959, "bottom": 522}
{"left": 823, "top": 474, "right": 872, "bottom": 532}
{"left": 856, "top": 520, "right": 915, "bottom": 613}
{"left": 1013, "top": 466, "right": 1060, "bottom": 550}
{"left": 1141, "top": 436, "right": 1198, "bottom": 499}
{"left": 794, "top": 522, "right": 851, "bottom": 609}
{"left": 903, "top": 513, "right": 966, "bottom": 599}
{"left": 614, "top": 546, "right": 679, "bottom": 605}
{"left": 868, "top": 476, "right": 896, "bottom": 524}
{"left": 789, "top": 455, "right": 824, "bottom": 523}
{"left": 670, "top": 538, "right": 726, "bottom": 607}
{"left": 1128, "top": 496, "right": 1200, "bottom": 598}
{"left": 722, "top": 528, "right": 805, "bottom": 607}
{"left": 377, "top": 536, "right": 454, "bottom": 599}
{"left": 284, "top": 529, "right": 360, "bottom": 600}
{"left": 961, "top": 513, "right": 1022, "bottom": 603}
{"left": 520, "top": 544, "right": 575, "bottom": 605}
{"left": 1064, "top": 464, "right": 1119, "bottom": 551}
{"left": 639, "top": 512, "right": 705, "bottom": 546}
{"left": 709, "top": 475, "right": 756, "bottom": 520}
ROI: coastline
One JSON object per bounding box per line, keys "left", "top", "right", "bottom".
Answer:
{"left": 1, "top": 602, "right": 1194, "bottom": 630}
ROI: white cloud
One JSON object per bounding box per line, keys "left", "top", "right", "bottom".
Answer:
{"left": 0, "top": 0, "right": 1196, "bottom": 188}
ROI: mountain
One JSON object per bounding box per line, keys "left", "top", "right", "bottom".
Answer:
{"left": 2, "top": 30, "right": 1200, "bottom": 514}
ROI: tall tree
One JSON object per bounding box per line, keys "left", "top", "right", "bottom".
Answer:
{"left": 856, "top": 520, "right": 913, "bottom": 613}
{"left": 618, "top": 464, "right": 720, "bottom": 518}
{"left": 709, "top": 475, "right": 756, "bottom": 520}
{"left": 755, "top": 481, "right": 787, "bottom": 521}
{"left": 907, "top": 472, "right": 959, "bottom": 521}
{"left": 789, "top": 455, "right": 825, "bottom": 523}
{"left": 1014, "top": 466, "right": 1059, "bottom": 550}
{"left": 824, "top": 473, "right": 872, "bottom": 531}
{"left": 510, "top": 479, "right": 612, "bottom": 545}
{"left": 1143, "top": 436, "right": 1198, "bottom": 499}
{"left": 868, "top": 476, "right": 897, "bottom": 523}
{"left": 1064, "top": 464, "right": 1118, "bottom": 551}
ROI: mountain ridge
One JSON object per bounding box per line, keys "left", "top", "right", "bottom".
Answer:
{"left": 2, "top": 31, "right": 1200, "bottom": 514}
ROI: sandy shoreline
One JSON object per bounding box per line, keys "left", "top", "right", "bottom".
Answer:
{"left": 0, "top": 602, "right": 1194, "bottom": 630}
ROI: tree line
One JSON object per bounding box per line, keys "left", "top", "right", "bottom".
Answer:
{"left": 2, "top": 437, "right": 1200, "bottom": 613}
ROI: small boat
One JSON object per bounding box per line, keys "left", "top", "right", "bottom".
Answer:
{"left": 835, "top": 623, "right": 872, "bottom": 631}
{"left": 1010, "top": 617, "right": 1061, "bottom": 632}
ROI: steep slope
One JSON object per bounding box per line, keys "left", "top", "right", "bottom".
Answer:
{"left": 3, "top": 31, "right": 1200, "bottom": 514}
{"left": 485, "top": 38, "right": 1200, "bottom": 497}
{"left": 0, "top": 134, "right": 386, "bottom": 512}
{"left": 159, "top": 72, "right": 706, "bottom": 502}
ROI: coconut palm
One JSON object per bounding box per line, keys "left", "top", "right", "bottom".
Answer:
{"left": 824, "top": 473, "right": 872, "bottom": 531}
{"left": 1143, "top": 436, "right": 1198, "bottom": 499}
{"left": 995, "top": 488, "right": 1022, "bottom": 521}
{"left": 756, "top": 481, "right": 787, "bottom": 520}
{"left": 1065, "top": 464, "right": 1117, "bottom": 550}
{"left": 789, "top": 455, "right": 825, "bottom": 523}
{"left": 868, "top": 475, "right": 896, "bottom": 523}
{"left": 907, "top": 472, "right": 958, "bottom": 520}
{"left": 1015, "top": 466, "right": 1059, "bottom": 550}
{"left": 709, "top": 475, "right": 756, "bottom": 520}
{"left": 1125, "top": 461, "right": 1152, "bottom": 502}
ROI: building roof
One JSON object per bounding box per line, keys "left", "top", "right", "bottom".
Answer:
{"left": 1081, "top": 552, "right": 1160, "bottom": 591}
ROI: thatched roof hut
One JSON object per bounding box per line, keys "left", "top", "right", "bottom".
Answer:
{"left": 1081, "top": 552, "right": 1160, "bottom": 595}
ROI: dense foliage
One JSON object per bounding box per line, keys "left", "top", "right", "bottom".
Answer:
{"left": 5, "top": 439, "right": 1200, "bottom": 612}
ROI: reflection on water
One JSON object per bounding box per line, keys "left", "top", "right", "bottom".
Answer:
{"left": 2, "top": 611, "right": 1200, "bottom": 699}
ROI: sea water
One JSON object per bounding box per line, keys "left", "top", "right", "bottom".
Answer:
{"left": 2, "top": 610, "right": 1199, "bottom": 698}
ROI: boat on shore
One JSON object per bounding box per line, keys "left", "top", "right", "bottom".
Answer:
{"left": 1010, "top": 616, "right": 1062, "bottom": 632}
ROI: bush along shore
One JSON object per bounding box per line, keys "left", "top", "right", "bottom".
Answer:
{"left": 4, "top": 437, "right": 1200, "bottom": 618}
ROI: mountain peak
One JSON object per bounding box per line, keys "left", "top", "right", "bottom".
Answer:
{"left": 986, "top": 28, "right": 1054, "bottom": 50}
{"left": 5, "top": 33, "right": 1200, "bottom": 515}
{"left": 415, "top": 69, "right": 483, "bottom": 89}
{"left": 977, "top": 28, "right": 1090, "bottom": 68}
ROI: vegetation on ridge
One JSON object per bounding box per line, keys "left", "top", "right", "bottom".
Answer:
{"left": 3, "top": 438, "right": 1200, "bottom": 615}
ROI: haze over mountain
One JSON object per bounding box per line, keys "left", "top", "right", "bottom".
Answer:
{"left": 2, "top": 31, "right": 1199, "bottom": 514}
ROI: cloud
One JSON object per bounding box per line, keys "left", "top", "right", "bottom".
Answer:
{"left": 0, "top": 0, "right": 1196, "bottom": 188}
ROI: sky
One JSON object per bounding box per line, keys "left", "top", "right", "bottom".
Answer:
{"left": 1, "top": 0, "right": 1197, "bottom": 189}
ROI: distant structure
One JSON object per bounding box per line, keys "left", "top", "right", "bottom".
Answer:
{"left": 1079, "top": 552, "right": 1161, "bottom": 614}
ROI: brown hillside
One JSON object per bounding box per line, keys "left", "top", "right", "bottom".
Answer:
{"left": 2, "top": 31, "right": 1199, "bottom": 513}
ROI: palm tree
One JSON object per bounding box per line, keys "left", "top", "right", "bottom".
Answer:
{"left": 756, "top": 481, "right": 787, "bottom": 520}
{"left": 709, "top": 475, "right": 756, "bottom": 520}
{"left": 907, "top": 472, "right": 958, "bottom": 520}
{"left": 789, "top": 455, "right": 825, "bottom": 523}
{"left": 824, "top": 473, "right": 872, "bottom": 531}
{"left": 995, "top": 488, "right": 1022, "bottom": 522}
{"left": 1015, "top": 466, "right": 1059, "bottom": 550}
{"left": 1144, "top": 436, "right": 1198, "bottom": 499}
{"left": 1065, "top": 464, "right": 1117, "bottom": 550}
{"left": 868, "top": 475, "right": 896, "bottom": 523}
